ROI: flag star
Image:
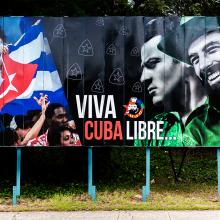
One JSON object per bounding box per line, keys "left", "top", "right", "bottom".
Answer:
{"left": 0, "top": 74, "right": 4, "bottom": 85}
{"left": 114, "top": 74, "right": 120, "bottom": 82}
{"left": 94, "top": 84, "right": 101, "bottom": 90}
{"left": 82, "top": 44, "right": 91, "bottom": 53}
{"left": 8, "top": 73, "right": 18, "bottom": 92}
{"left": 71, "top": 67, "right": 79, "bottom": 76}
{"left": 0, "top": 72, "right": 18, "bottom": 99}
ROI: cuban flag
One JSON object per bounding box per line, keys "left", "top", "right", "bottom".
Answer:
{"left": 0, "top": 19, "right": 68, "bottom": 115}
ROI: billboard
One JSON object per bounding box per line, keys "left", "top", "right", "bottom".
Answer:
{"left": 0, "top": 16, "right": 219, "bottom": 147}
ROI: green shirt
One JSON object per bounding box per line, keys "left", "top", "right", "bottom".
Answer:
{"left": 183, "top": 100, "right": 220, "bottom": 147}
{"left": 134, "top": 112, "right": 184, "bottom": 147}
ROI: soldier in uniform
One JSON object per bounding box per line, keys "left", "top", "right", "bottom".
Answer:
{"left": 158, "top": 17, "right": 220, "bottom": 146}
{"left": 134, "top": 17, "right": 205, "bottom": 147}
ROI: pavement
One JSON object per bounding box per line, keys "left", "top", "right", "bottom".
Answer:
{"left": 1, "top": 211, "right": 220, "bottom": 220}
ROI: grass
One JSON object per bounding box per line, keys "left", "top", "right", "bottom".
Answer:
{"left": 0, "top": 148, "right": 218, "bottom": 210}
{"left": 0, "top": 182, "right": 220, "bottom": 211}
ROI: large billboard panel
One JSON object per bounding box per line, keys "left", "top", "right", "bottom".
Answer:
{"left": 0, "top": 17, "right": 218, "bottom": 147}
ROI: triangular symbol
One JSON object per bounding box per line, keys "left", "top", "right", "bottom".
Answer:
{"left": 109, "top": 68, "right": 125, "bottom": 85}
{"left": 91, "top": 79, "right": 104, "bottom": 93}
{"left": 119, "top": 26, "right": 129, "bottom": 36}
{"left": 130, "top": 47, "right": 140, "bottom": 56}
{"left": 53, "top": 24, "right": 66, "bottom": 38}
{"left": 96, "top": 17, "right": 104, "bottom": 26}
{"left": 132, "top": 82, "right": 142, "bottom": 93}
{"left": 67, "top": 63, "right": 82, "bottom": 80}
{"left": 78, "top": 39, "right": 94, "bottom": 56}
{"left": 106, "top": 44, "right": 117, "bottom": 55}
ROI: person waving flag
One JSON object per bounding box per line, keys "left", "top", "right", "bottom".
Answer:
{"left": 1, "top": 19, "right": 68, "bottom": 115}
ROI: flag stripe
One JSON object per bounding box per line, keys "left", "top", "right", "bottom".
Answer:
{"left": 1, "top": 88, "right": 68, "bottom": 115}
{"left": 11, "top": 24, "right": 43, "bottom": 49}
{"left": 9, "top": 32, "right": 44, "bottom": 64}
{"left": 16, "top": 70, "right": 62, "bottom": 99}
{"left": 34, "top": 52, "right": 57, "bottom": 73}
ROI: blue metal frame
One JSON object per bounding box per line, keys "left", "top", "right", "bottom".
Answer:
{"left": 12, "top": 148, "right": 21, "bottom": 206}
{"left": 11, "top": 146, "right": 150, "bottom": 204}
{"left": 88, "top": 147, "right": 96, "bottom": 201}
{"left": 142, "top": 147, "right": 150, "bottom": 202}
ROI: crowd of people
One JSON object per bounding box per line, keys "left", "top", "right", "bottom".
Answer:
{"left": 0, "top": 94, "right": 82, "bottom": 146}
{"left": 0, "top": 26, "right": 82, "bottom": 147}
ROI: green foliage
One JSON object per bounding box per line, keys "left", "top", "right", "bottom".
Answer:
{"left": 3, "top": 0, "right": 220, "bottom": 16}
{"left": 108, "top": 148, "right": 217, "bottom": 185}
{"left": 132, "top": 0, "right": 220, "bottom": 16}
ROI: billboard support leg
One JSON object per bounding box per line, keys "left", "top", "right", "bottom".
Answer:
{"left": 177, "top": 149, "right": 188, "bottom": 179}
{"left": 88, "top": 147, "right": 96, "bottom": 202}
{"left": 168, "top": 149, "right": 178, "bottom": 183}
{"left": 12, "top": 148, "right": 21, "bottom": 206}
{"left": 218, "top": 148, "right": 220, "bottom": 195}
{"left": 142, "top": 147, "right": 150, "bottom": 202}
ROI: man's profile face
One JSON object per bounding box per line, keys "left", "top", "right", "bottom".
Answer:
{"left": 140, "top": 35, "right": 182, "bottom": 105}
{"left": 188, "top": 31, "right": 220, "bottom": 91}
{"left": 51, "top": 107, "right": 68, "bottom": 127}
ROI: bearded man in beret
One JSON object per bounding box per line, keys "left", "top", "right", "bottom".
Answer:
{"left": 158, "top": 16, "right": 220, "bottom": 146}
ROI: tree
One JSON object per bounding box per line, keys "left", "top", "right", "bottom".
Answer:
{"left": 3, "top": 0, "right": 220, "bottom": 16}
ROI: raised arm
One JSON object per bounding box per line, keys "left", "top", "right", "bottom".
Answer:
{"left": 21, "top": 94, "right": 49, "bottom": 145}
